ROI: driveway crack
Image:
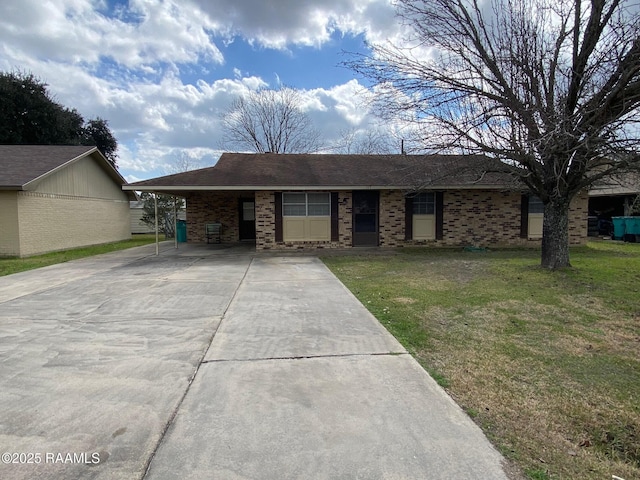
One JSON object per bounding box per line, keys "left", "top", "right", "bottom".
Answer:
{"left": 201, "top": 351, "right": 409, "bottom": 364}
{"left": 140, "top": 256, "right": 254, "bottom": 480}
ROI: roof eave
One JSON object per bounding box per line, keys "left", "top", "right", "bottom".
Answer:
{"left": 123, "top": 184, "right": 513, "bottom": 192}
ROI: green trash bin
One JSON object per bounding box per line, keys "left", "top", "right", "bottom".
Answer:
{"left": 176, "top": 220, "right": 187, "bottom": 243}
{"left": 626, "top": 217, "right": 640, "bottom": 235}
{"left": 612, "top": 217, "right": 625, "bottom": 240}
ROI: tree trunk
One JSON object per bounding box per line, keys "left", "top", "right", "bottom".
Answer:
{"left": 541, "top": 198, "right": 571, "bottom": 269}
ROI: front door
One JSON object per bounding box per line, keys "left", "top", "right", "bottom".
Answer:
{"left": 239, "top": 198, "right": 256, "bottom": 241}
{"left": 352, "top": 191, "right": 379, "bottom": 246}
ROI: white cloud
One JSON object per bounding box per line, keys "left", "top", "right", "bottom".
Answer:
{"left": 0, "top": 0, "right": 223, "bottom": 71}
{"left": 191, "top": 0, "right": 399, "bottom": 49}
{"left": 0, "top": 0, "right": 411, "bottom": 179}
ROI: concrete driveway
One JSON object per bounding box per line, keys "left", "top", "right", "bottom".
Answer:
{"left": 0, "top": 243, "right": 510, "bottom": 479}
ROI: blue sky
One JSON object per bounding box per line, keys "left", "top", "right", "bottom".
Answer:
{"left": 0, "top": 0, "right": 406, "bottom": 181}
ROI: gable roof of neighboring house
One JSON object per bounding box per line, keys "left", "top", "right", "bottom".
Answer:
{"left": 0, "top": 145, "right": 133, "bottom": 198}
{"left": 126, "top": 153, "right": 522, "bottom": 192}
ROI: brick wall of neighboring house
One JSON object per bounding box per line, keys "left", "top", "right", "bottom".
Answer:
{"left": 15, "top": 191, "right": 130, "bottom": 257}
{"left": 0, "top": 191, "right": 20, "bottom": 256}
{"left": 185, "top": 192, "right": 243, "bottom": 243}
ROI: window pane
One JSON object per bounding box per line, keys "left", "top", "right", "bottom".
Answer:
{"left": 283, "top": 204, "right": 306, "bottom": 216}
{"left": 308, "top": 204, "right": 330, "bottom": 216}
{"left": 283, "top": 193, "right": 306, "bottom": 204}
{"left": 412, "top": 192, "right": 435, "bottom": 215}
{"left": 307, "top": 193, "right": 329, "bottom": 204}
{"left": 529, "top": 196, "right": 544, "bottom": 214}
{"left": 242, "top": 202, "right": 255, "bottom": 221}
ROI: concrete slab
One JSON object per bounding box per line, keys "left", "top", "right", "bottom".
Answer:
{"left": 206, "top": 277, "right": 405, "bottom": 360}
{"left": 145, "top": 355, "right": 509, "bottom": 480}
{"left": 148, "top": 254, "right": 510, "bottom": 480}
{"left": 0, "top": 244, "right": 250, "bottom": 480}
{"left": 1, "top": 245, "right": 511, "bottom": 480}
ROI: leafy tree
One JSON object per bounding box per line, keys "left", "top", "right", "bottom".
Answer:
{"left": 139, "top": 192, "right": 185, "bottom": 238}
{"left": 346, "top": 0, "right": 640, "bottom": 268}
{"left": 0, "top": 71, "right": 119, "bottom": 167}
{"left": 82, "top": 118, "right": 118, "bottom": 166}
{"left": 220, "top": 86, "right": 322, "bottom": 153}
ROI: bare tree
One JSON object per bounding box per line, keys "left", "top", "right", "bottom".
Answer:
{"left": 331, "top": 126, "right": 400, "bottom": 154}
{"left": 220, "top": 86, "right": 322, "bottom": 154}
{"left": 165, "top": 151, "right": 202, "bottom": 175}
{"left": 346, "top": 0, "right": 640, "bottom": 268}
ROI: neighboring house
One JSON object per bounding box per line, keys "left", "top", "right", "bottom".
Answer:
{"left": 130, "top": 200, "right": 155, "bottom": 234}
{"left": 125, "top": 153, "right": 588, "bottom": 250}
{"left": 129, "top": 200, "right": 187, "bottom": 234}
{"left": 0, "top": 145, "right": 135, "bottom": 257}
{"left": 589, "top": 172, "right": 640, "bottom": 218}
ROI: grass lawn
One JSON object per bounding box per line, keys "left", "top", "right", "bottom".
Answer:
{"left": 0, "top": 234, "right": 164, "bottom": 277}
{"left": 323, "top": 241, "right": 640, "bottom": 480}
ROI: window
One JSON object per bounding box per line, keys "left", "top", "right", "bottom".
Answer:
{"left": 283, "top": 193, "right": 330, "bottom": 216}
{"left": 282, "top": 192, "right": 331, "bottom": 241}
{"left": 413, "top": 192, "right": 435, "bottom": 215}
{"left": 411, "top": 192, "right": 436, "bottom": 240}
{"left": 528, "top": 196, "right": 544, "bottom": 239}
{"left": 528, "top": 196, "right": 544, "bottom": 214}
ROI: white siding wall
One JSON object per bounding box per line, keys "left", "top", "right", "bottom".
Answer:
{"left": 34, "top": 154, "right": 125, "bottom": 200}
{"left": 130, "top": 207, "right": 155, "bottom": 234}
{"left": 0, "top": 191, "right": 20, "bottom": 256}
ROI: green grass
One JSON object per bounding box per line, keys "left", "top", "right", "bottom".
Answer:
{"left": 0, "top": 234, "right": 163, "bottom": 277}
{"left": 323, "top": 241, "right": 640, "bottom": 480}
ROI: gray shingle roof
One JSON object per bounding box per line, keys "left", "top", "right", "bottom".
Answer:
{"left": 0, "top": 145, "right": 102, "bottom": 188}
{"left": 128, "top": 153, "right": 520, "bottom": 191}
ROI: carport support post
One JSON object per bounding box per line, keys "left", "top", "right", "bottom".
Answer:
{"left": 154, "top": 193, "right": 159, "bottom": 256}
{"left": 174, "top": 196, "right": 178, "bottom": 249}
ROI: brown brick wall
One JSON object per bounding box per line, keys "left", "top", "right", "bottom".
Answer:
{"left": 185, "top": 192, "right": 243, "bottom": 243}
{"left": 379, "top": 190, "right": 405, "bottom": 247}
{"left": 568, "top": 191, "right": 589, "bottom": 245}
{"left": 400, "top": 190, "right": 588, "bottom": 247}
{"left": 440, "top": 190, "right": 525, "bottom": 247}
{"left": 255, "top": 191, "right": 276, "bottom": 249}
{"left": 186, "top": 189, "right": 588, "bottom": 249}
{"left": 255, "top": 191, "right": 353, "bottom": 250}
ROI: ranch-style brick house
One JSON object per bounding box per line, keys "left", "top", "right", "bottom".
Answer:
{"left": 0, "top": 145, "right": 135, "bottom": 257}
{"left": 125, "top": 153, "right": 588, "bottom": 250}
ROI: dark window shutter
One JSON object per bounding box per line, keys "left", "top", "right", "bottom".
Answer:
{"left": 331, "top": 192, "right": 339, "bottom": 241}
{"left": 520, "top": 195, "right": 529, "bottom": 238}
{"left": 405, "top": 196, "right": 413, "bottom": 240}
{"left": 435, "top": 191, "right": 444, "bottom": 240}
{"left": 275, "top": 192, "right": 283, "bottom": 242}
